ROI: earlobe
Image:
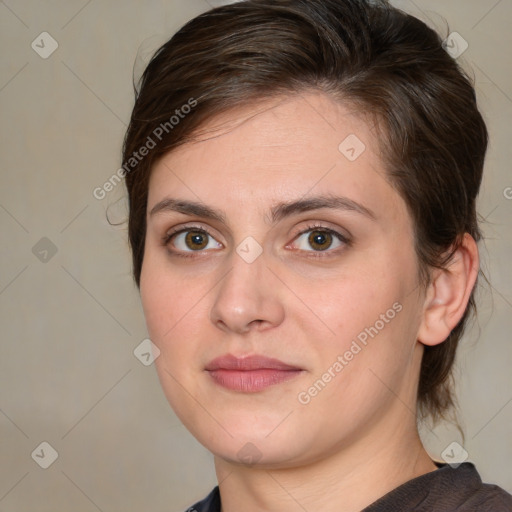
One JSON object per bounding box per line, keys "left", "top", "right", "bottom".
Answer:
{"left": 417, "top": 233, "right": 479, "bottom": 347}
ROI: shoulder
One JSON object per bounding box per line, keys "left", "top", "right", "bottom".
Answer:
{"left": 185, "top": 486, "right": 220, "bottom": 512}
{"left": 458, "top": 479, "right": 512, "bottom": 511}
{"left": 433, "top": 462, "right": 512, "bottom": 511}
{"left": 185, "top": 464, "right": 512, "bottom": 512}
{"left": 364, "top": 462, "right": 512, "bottom": 511}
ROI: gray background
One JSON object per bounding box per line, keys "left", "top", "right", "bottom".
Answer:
{"left": 0, "top": 1, "right": 511, "bottom": 511}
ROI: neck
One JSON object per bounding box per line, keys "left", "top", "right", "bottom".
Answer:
{"left": 214, "top": 413, "right": 437, "bottom": 512}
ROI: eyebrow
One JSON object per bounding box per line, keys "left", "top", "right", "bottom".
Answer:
{"left": 149, "top": 195, "right": 376, "bottom": 224}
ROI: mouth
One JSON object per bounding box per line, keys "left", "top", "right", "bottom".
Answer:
{"left": 204, "top": 354, "right": 304, "bottom": 393}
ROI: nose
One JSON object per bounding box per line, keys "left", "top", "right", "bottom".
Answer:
{"left": 209, "top": 251, "right": 285, "bottom": 335}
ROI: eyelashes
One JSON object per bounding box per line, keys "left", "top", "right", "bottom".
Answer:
{"left": 161, "top": 223, "right": 351, "bottom": 259}
{"left": 290, "top": 225, "right": 348, "bottom": 253}
{"left": 163, "top": 227, "right": 222, "bottom": 254}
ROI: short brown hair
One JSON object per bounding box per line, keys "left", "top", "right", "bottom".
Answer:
{"left": 122, "top": 0, "right": 488, "bottom": 422}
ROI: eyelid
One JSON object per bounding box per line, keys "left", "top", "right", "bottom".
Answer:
{"left": 291, "top": 223, "right": 351, "bottom": 243}
{"left": 162, "top": 222, "right": 351, "bottom": 257}
{"left": 164, "top": 223, "right": 214, "bottom": 238}
{"left": 286, "top": 223, "right": 351, "bottom": 254}
{"left": 163, "top": 224, "right": 224, "bottom": 246}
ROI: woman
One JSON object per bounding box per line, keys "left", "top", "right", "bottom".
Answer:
{"left": 122, "top": 0, "right": 512, "bottom": 510}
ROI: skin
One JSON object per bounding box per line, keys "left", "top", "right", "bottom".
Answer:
{"left": 139, "top": 92, "right": 479, "bottom": 512}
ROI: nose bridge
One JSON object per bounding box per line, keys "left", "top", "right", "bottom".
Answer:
{"left": 209, "top": 247, "right": 285, "bottom": 334}
{"left": 220, "top": 251, "right": 264, "bottom": 303}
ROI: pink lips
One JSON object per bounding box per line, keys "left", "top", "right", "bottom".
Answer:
{"left": 205, "top": 354, "right": 303, "bottom": 392}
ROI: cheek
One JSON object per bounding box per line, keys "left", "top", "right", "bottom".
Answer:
{"left": 140, "top": 248, "right": 189, "bottom": 333}
{"left": 140, "top": 260, "right": 206, "bottom": 411}
{"left": 315, "top": 267, "right": 398, "bottom": 339}
{"left": 306, "top": 259, "right": 417, "bottom": 391}
{"left": 139, "top": 265, "right": 169, "bottom": 342}
{"left": 140, "top": 260, "right": 186, "bottom": 364}
{"left": 139, "top": 255, "right": 209, "bottom": 370}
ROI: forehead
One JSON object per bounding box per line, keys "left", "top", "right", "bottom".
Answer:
{"left": 158, "top": 93, "right": 378, "bottom": 171}
{"left": 147, "top": 92, "right": 408, "bottom": 229}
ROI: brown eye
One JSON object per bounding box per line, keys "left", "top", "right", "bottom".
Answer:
{"left": 165, "top": 228, "right": 223, "bottom": 254}
{"left": 291, "top": 227, "right": 348, "bottom": 254}
{"left": 185, "top": 231, "right": 209, "bottom": 250}
{"left": 308, "top": 230, "right": 333, "bottom": 251}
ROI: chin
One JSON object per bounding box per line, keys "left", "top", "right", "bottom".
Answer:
{"left": 207, "top": 435, "right": 306, "bottom": 469}
{"left": 184, "top": 411, "right": 317, "bottom": 468}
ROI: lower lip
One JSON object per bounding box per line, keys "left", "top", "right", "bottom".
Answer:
{"left": 207, "top": 369, "right": 303, "bottom": 392}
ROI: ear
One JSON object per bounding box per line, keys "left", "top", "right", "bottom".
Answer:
{"left": 417, "top": 233, "right": 479, "bottom": 347}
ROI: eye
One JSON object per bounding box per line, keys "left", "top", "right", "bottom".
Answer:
{"left": 290, "top": 225, "right": 349, "bottom": 253}
{"left": 164, "top": 227, "right": 223, "bottom": 254}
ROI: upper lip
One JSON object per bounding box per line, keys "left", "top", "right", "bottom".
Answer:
{"left": 205, "top": 354, "right": 302, "bottom": 371}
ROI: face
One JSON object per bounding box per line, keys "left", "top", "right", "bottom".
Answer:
{"left": 140, "top": 92, "right": 426, "bottom": 468}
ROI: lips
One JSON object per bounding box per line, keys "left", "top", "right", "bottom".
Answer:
{"left": 205, "top": 354, "right": 301, "bottom": 371}
{"left": 205, "top": 354, "right": 303, "bottom": 392}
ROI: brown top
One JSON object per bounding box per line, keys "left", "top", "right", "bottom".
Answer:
{"left": 186, "top": 462, "right": 512, "bottom": 511}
